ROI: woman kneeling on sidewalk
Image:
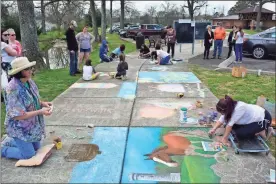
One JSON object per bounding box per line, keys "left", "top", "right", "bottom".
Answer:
{"left": 1, "top": 57, "right": 52, "bottom": 160}
{"left": 209, "top": 95, "right": 274, "bottom": 146}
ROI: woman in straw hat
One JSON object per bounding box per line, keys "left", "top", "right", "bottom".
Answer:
{"left": 1, "top": 57, "right": 53, "bottom": 160}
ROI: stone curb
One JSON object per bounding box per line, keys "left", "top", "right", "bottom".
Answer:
{"left": 214, "top": 67, "right": 276, "bottom": 76}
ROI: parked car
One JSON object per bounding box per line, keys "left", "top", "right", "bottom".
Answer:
{"left": 264, "top": 26, "right": 276, "bottom": 32}
{"left": 119, "top": 25, "right": 139, "bottom": 38}
{"left": 127, "top": 24, "right": 164, "bottom": 40}
{"left": 243, "top": 30, "right": 276, "bottom": 59}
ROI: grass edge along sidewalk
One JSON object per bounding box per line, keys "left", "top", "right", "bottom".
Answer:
{"left": 1, "top": 33, "right": 136, "bottom": 135}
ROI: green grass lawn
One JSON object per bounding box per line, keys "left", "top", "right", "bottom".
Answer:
{"left": 190, "top": 65, "right": 276, "bottom": 157}
{"left": 1, "top": 32, "right": 136, "bottom": 135}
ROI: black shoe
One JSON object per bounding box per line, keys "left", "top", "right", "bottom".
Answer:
{"left": 206, "top": 57, "right": 209, "bottom": 60}
{"left": 218, "top": 56, "right": 221, "bottom": 59}
{"left": 75, "top": 70, "right": 82, "bottom": 74}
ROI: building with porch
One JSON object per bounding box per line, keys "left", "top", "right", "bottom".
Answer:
{"left": 212, "top": 6, "right": 275, "bottom": 29}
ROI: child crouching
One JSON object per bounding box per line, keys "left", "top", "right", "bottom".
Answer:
{"left": 83, "top": 59, "right": 100, "bottom": 81}
{"left": 115, "top": 54, "right": 128, "bottom": 80}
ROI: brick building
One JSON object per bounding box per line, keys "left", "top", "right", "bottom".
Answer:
{"left": 212, "top": 6, "right": 275, "bottom": 29}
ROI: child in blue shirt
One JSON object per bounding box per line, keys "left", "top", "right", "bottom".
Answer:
{"left": 110, "top": 44, "right": 125, "bottom": 60}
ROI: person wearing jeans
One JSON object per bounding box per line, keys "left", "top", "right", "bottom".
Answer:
{"left": 234, "top": 26, "right": 244, "bottom": 63}
{"left": 212, "top": 23, "right": 226, "bottom": 59}
{"left": 166, "top": 25, "right": 176, "bottom": 59}
{"left": 65, "top": 20, "right": 80, "bottom": 76}
{"left": 1, "top": 57, "right": 52, "bottom": 159}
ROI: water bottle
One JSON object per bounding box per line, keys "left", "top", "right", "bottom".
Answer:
{"left": 180, "top": 107, "right": 187, "bottom": 123}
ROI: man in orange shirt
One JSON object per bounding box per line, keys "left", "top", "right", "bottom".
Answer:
{"left": 212, "top": 23, "right": 226, "bottom": 59}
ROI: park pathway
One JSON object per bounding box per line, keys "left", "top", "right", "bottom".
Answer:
{"left": 1, "top": 43, "right": 275, "bottom": 183}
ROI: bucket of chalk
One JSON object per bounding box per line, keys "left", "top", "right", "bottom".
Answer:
{"left": 177, "top": 93, "right": 184, "bottom": 98}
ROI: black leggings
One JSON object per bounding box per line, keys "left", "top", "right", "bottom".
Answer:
{"left": 232, "top": 110, "right": 272, "bottom": 139}
{"left": 227, "top": 44, "right": 236, "bottom": 59}
{"left": 167, "top": 43, "right": 175, "bottom": 58}
{"left": 204, "top": 46, "right": 211, "bottom": 58}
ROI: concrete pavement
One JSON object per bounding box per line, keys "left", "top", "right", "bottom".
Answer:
{"left": 1, "top": 46, "right": 275, "bottom": 183}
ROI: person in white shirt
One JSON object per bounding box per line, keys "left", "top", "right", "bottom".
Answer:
{"left": 209, "top": 95, "right": 273, "bottom": 146}
{"left": 155, "top": 44, "right": 171, "bottom": 65}
{"left": 234, "top": 26, "right": 244, "bottom": 63}
{"left": 82, "top": 59, "right": 99, "bottom": 81}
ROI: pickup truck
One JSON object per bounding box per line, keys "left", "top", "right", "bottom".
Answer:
{"left": 126, "top": 24, "right": 165, "bottom": 39}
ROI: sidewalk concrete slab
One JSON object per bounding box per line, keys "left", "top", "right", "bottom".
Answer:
{"left": 46, "top": 98, "right": 133, "bottom": 126}
{"left": 1, "top": 126, "right": 93, "bottom": 183}
{"left": 130, "top": 97, "right": 218, "bottom": 127}
{"left": 136, "top": 83, "right": 216, "bottom": 98}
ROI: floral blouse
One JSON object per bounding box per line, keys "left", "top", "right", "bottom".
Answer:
{"left": 3, "top": 78, "right": 45, "bottom": 142}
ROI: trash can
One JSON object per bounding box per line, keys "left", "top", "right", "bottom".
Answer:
{"left": 135, "top": 33, "right": 145, "bottom": 50}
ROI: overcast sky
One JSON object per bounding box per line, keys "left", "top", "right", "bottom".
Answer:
{"left": 106, "top": 1, "right": 276, "bottom": 15}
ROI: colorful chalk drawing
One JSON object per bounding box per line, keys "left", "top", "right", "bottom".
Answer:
{"left": 117, "top": 82, "right": 137, "bottom": 99}
{"left": 70, "top": 83, "right": 118, "bottom": 89}
{"left": 121, "top": 127, "right": 221, "bottom": 183}
{"left": 138, "top": 72, "right": 201, "bottom": 83}
{"left": 70, "top": 127, "right": 127, "bottom": 183}
{"left": 150, "top": 66, "right": 168, "bottom": 71}
{"left": 156, "top": 84, "right": 185, "bottom": 93}
{"left": 139, "top": 105, "right": 176, "bottom": 119}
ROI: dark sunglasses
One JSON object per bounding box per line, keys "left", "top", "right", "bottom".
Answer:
{"left": 3, "top": 34, "right": 9, "bottom": 36}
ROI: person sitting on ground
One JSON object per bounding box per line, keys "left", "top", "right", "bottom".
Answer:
{"left": 1, "top": 57, "right": 53, "bottom": 160}
{"left": 115, "top": 54, "right": 128, "bottom": 80}
{"left": 82, "top": 59, "right": 99, "bottom": 81}
{"left": 99, "top": 39, "right": 111, "bottom": 62}
{"left": 139, "top": 44, "right": 151, "bottom": 58}
{"left": 155, "top": 43, "right": 171, "bottom": 65}
{"left": 139, "top": 44, "right": 150, "bottom": 58}
{"left": 7, "top": 28, "right": 22, "bottom": 56}
{"left": 209, "top": 95, "right": 274, "bottom": 147}
{"left": 110, "top": 44, "right": 125, "bottom": 60}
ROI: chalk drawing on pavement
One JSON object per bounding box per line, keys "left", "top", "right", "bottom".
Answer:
{"left": 117, "top": 82, "right": 137, "bottom": 99}
{"left": 138, "top": 72, "right": 201, "bottom": 83}
{"left": 70, "top": 83, "right": 118, "bottom": 89}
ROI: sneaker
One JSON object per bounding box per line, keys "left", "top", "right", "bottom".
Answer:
{"left": 76, "top": 70, "right": 82, "bottom": 74}
{"left": 115, "top": 75, "right": 122, "bottom": 79}
{"left": 211, "top": 56, "right": 216, "bottom": 59}
{"left": 122, "top": 76, "right": 127, "bottom": 81}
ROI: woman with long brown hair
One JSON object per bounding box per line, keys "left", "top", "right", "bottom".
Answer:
{"left": 209, "top": 95, "right": 273, "bottom": 146}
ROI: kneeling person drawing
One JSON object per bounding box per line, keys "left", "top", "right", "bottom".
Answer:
{"left": 209, "top": 95, "right": 273, "bottom": 146}
{"left": 82, "top": 59, "right": 99, "bottom": 81}
{"left": 1, "top": 57, "right": 53, "bottom": 160}
{"left": 155, "top": 43, "right": 170, "bottom": 65}
{"left": 115, "top": 54, "right": 128, "bottom": 80}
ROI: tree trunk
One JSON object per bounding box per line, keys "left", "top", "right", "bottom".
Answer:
{"left": 101, "top": 0, "right": 107, "bottom": 40}
{"left": 256, "top": 0, "right": 263, "bottom": 31}
{"left": 120, "top": 0, "right": 125, "bottom": 29}
{"left": 41, "top": 0, "right": 46, "bottom": 34}
{"left": 109, "top": 0, "right": 113, "bottom": 33}
{"left": 90, "top": 0, "right": 99, "bottom": 42}
{"left": 17, "top": 0, "right": 46, "bottom": 70}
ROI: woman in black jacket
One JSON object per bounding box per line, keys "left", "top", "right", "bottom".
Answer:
{"left": 203, "top": 25, "right": 214, "bottom": 59}
{"left": 227, "top": 25, "right": 237, "bottom": 59}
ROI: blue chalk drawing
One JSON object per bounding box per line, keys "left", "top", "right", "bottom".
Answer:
{"left": 69, "top": 127, "right": 128, "bottom": 183}
{"left": 121, "top": 127, "right": 162, "bottom": 183}
{"left": 138, "top": 72, "right": 201, "bottom": 83}
{"left": 117, "top": 82, "right": 137, "bottom": 99}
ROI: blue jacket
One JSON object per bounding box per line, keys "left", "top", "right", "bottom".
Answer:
{"left": 99, "top": 40, "right": 108, "bottom": 59}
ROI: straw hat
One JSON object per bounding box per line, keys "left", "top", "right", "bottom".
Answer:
{"left": 8, "top": 57, "right": 36, "bottom": 75}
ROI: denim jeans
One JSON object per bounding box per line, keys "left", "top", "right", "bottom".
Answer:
{"left": 213, "top": 40, "right": 223, "bottom": 57}
{"left": 160, "top": 55, "right": 171, "bottom": 65}
{"left": 69, "top": 50, "right": 78, "bottom": 75}
{"left": 235, "top": 43, "right": 243, "bottom": 61}
{"left": 1, "top": 137, "right": 41, "bottom": 159}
